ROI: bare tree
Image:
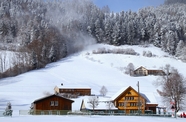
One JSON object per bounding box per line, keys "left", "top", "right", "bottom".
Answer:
{"left": 156, "top": 64, "right": 186, "bottom": 115}
{"left": 100, "top": 86, "right": 108, "bottom": 96}
{"left": 29, "top": 103, "right": 34, "bottom": 115}
{"left": 125, "top": 63, "right": 135, "bottom": 76}
{"left": 88, "top": 96, "right": 99, "bottom": 112}
{"left": 106, "top": 101, "right": 114, "bottom": 114}
{"left": 43, "top": 91, "right": 52, "bottom": 96}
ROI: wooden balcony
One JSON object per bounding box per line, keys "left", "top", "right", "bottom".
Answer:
{"left": 118, "top": 106, "right": 145, "bottom": 110}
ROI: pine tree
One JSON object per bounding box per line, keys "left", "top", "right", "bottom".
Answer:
{"left": 31, "top": 51, "right": 37, "bottom": 69}
{"left": 112, "top": 21, "right": 121, "bottom": 45}
{"left": 166, "top": 31, "right": 178, "bottom": 55}
{"left": 103, "top": 19, "right": 112, "bottom": 44}
{"left": 95, "top": 19, "right": 103, "bottom": 43}
{"left": 3, "top": 102, "right": 13, "bottom": 116}
{"left": 49, "top": 45, "right": 56, "bottom": 62}
{"left": 175, "top": 40, "right": 184, "bottom": 57}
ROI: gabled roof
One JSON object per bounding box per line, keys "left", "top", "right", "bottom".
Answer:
{"left": 111, "top": 86, "right": 128, "bottom": 101}
{"left": 33, "top": 94, "right": 74, "bottom": 103}
{"left": 111, "top": 86, "right": 158, "bottom": 104}
{"left": 134, "top": 66, "right": 148, "bottom": 71}
{"left": 111, "top": 86, "right": 145, "bottom": 101}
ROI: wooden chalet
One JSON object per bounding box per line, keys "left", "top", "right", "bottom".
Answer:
{"left": 54, "top": 86, "right": 91, "bottom": 97}
{"left": 32, "top": 94, "right": 74, "bottom": 115}
{"left": 134, "top": 66, "right": 165, "bottom": 76}
{"left": 111, "top": 86, "right": 158, "bottom": 114}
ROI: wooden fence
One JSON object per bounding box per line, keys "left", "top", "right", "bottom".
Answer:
{"left": 19, "top": 110, "right": 70, "bottom": 115}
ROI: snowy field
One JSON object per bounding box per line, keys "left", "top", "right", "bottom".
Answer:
{"left": 0, "top": 44, "right": 186, "bottom": 120}
{"left": 0, "top": 115, "right": 186, "bottom": 122}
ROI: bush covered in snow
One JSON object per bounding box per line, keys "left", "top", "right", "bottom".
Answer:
{"left": 92, "top": 48, "right": 139, "bottom": 55}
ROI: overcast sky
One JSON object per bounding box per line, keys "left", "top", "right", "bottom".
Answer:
{"left": 92, "top": 0, "right": 165, "bottom": 12}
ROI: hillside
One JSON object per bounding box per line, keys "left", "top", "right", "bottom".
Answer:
{"left": 0, "top": 44, "right": 185, "bottom": 113}
{"left": 0, "top": 0, "right": 186, "bottom": 79}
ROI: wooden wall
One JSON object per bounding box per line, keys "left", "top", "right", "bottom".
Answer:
{"left": 59, "top": 88, "right": 91, "bottom": 96}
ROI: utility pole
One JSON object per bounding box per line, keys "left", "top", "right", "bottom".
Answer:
{"left": 124, "top": 100, "right": 127, "bottom": 115}
{"left": 137, "top": 81, "right": 140, "bottom": 115}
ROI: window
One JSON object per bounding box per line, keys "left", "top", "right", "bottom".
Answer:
{"left": 119, "top": 102, "right": 124, "bottom": 106}
{"left": 55, "top": 101, "right": 58, "bottom": 106}
{"left": 50, "top": 101, "right": 54, "bottom": 106}
{"left": 130, "top": 103, "right": 133, "bottom": 106}
{"left": 130, "top": 103, "right": 137, "bottom": 106}
{"left": 125, "top": 97, "right": 134, "bottom": 100}
{"left": 50, "top": 101, "right": 58, "bottom": 106}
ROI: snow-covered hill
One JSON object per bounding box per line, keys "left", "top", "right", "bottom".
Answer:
{"left": 0, "top": 44, "right": 185, "bottom": 112}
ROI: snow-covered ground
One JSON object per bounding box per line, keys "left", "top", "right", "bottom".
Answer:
{"left": 0, "top": 44, "right": 186, "bottom": 121}
{"left": 1, "top": 115, "right": 186, "bottom": 122}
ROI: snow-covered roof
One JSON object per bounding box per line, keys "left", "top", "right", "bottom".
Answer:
{"left": 135, "top": 66, "right": 162, "bottom": 71}
{"left": 81, "top": 96, "right": 118, "bottom": 110}
{"left": 142, "top": 92, "right": 158, "bottom": 104}
{"left": 111, "top": 86, "right": 128, "bottom": 100}
{"left": 33, "top": 94, "right": 74, "bottom": 103}
{"left": 134, "top": 66, "right": 148, "bottom": 71}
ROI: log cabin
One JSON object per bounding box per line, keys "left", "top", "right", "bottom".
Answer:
{"left": 32, "top": 94, "right": 74, "bottom": 115}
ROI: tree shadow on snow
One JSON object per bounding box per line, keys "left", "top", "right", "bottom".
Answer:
{"left": 0, "top": 77, "right": 21, "bottom": 86}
